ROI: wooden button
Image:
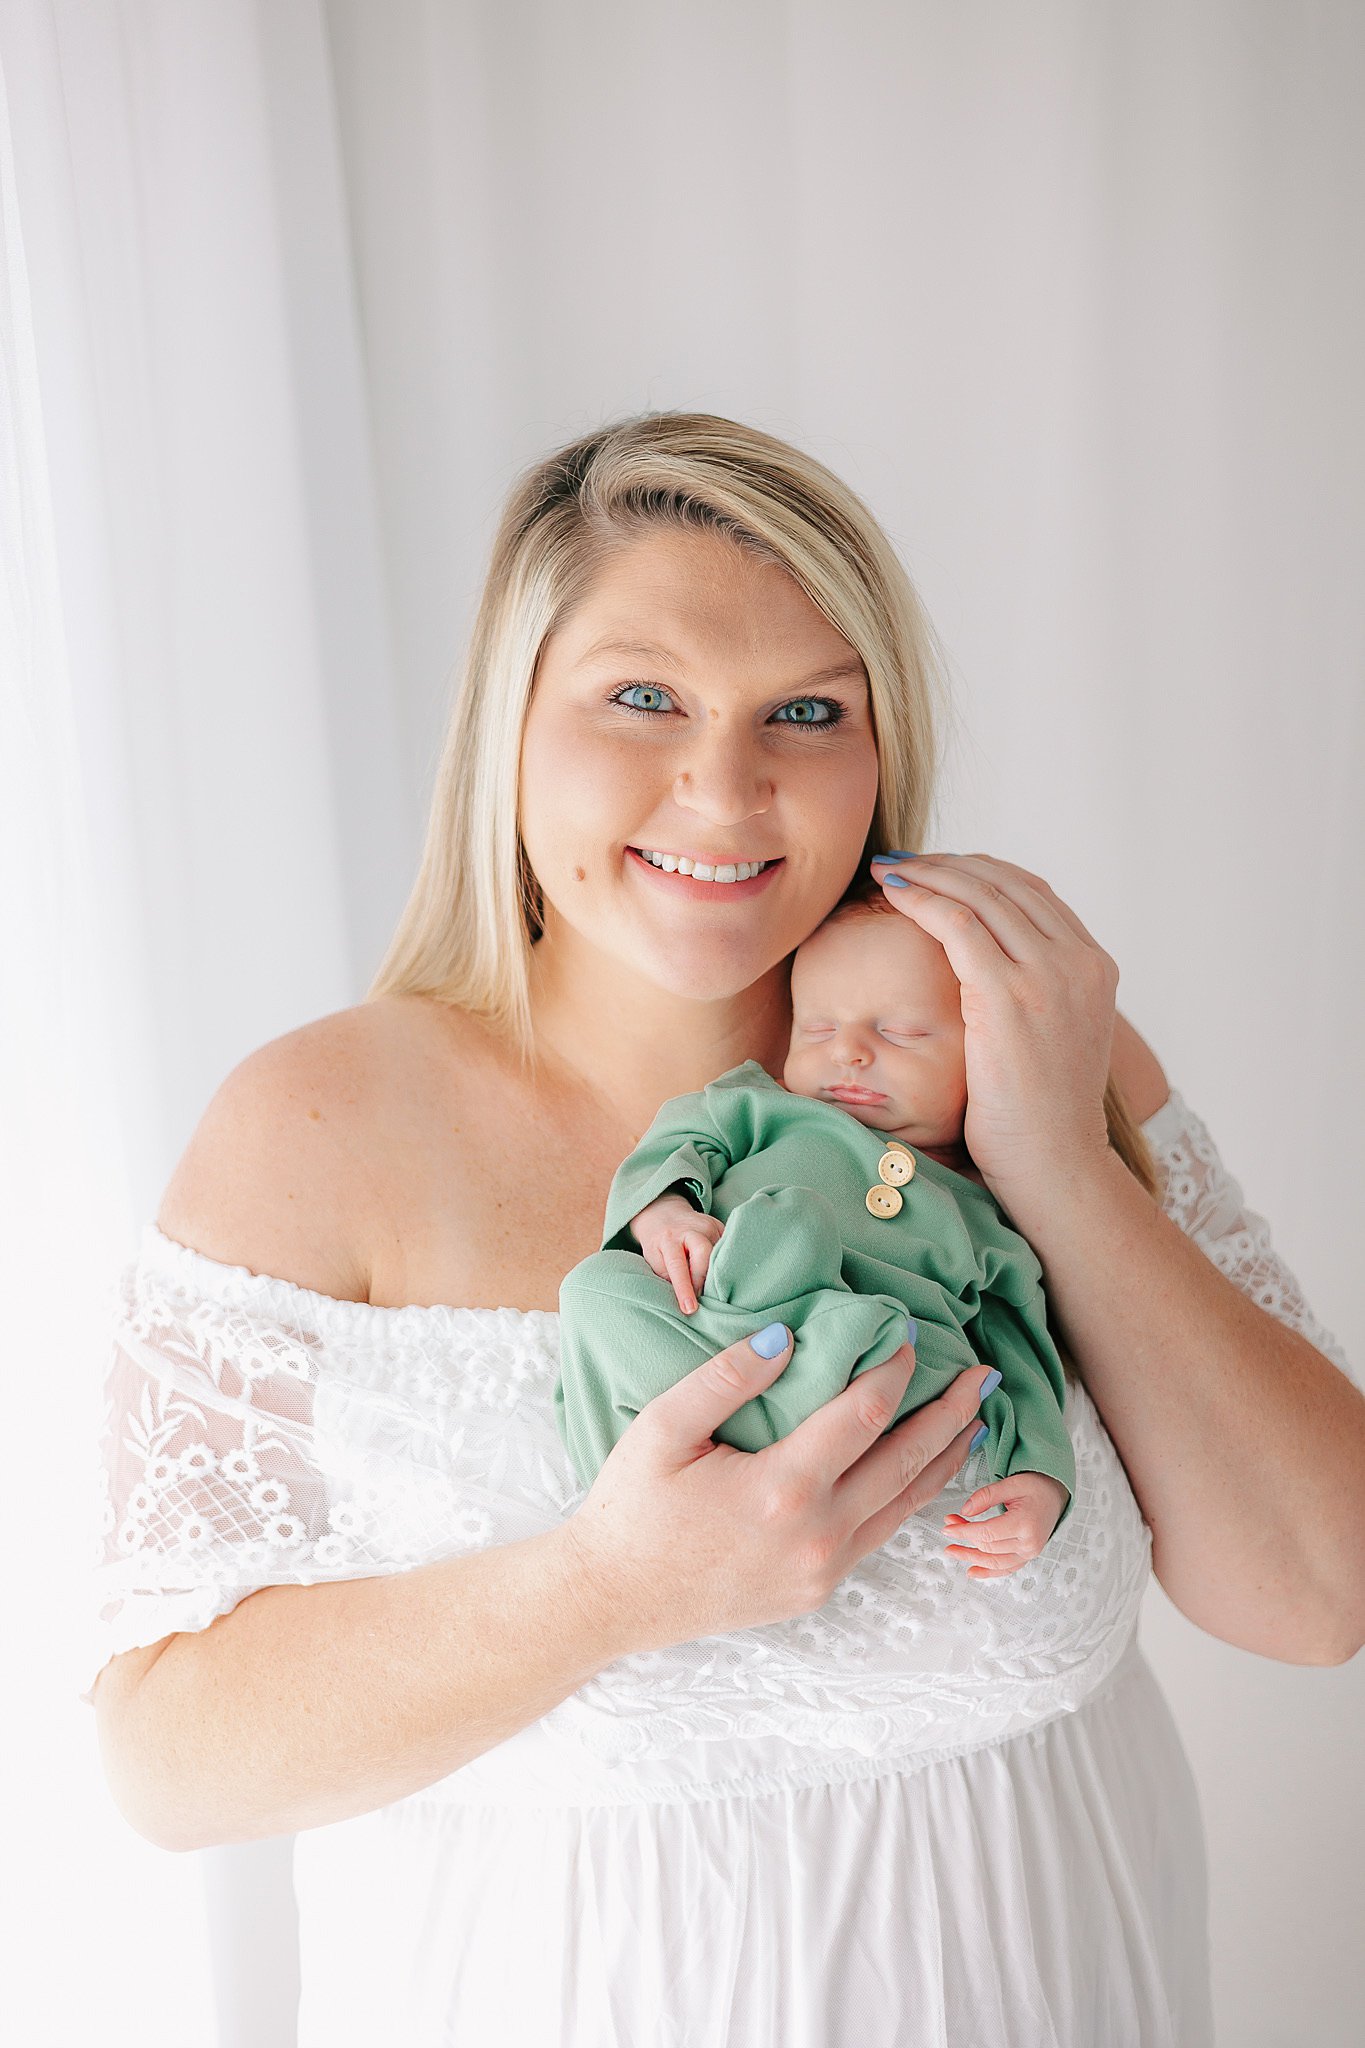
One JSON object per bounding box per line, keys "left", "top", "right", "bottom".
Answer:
{"left": 865, "top": 1184, "right": 904, "bottom": 1218}
{"left": 877, "top": 1148, "right": 915, "bottom": 1186}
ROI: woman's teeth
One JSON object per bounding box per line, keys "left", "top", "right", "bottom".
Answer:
{"left": 635, "top": 849, "right": 774, "bottom": 884}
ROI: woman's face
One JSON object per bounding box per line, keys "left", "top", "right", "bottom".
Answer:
{"left": 519, "top": 525, "right": 881, "bottom": 1001}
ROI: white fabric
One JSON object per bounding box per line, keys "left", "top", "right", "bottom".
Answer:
{"left": 84, "top": 1088, "right": 1359, "bottom": 2045}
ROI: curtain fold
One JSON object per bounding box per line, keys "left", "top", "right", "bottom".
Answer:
{"left": 1, "top": 3, "right": 405, "bottom": 2042}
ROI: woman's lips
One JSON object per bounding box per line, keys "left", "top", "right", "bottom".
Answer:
{"left": 827, "top": 1084, "right": 886, "bottom": 1104}
{"left": 626, "top": 846, "right": 784, "bottom": 900}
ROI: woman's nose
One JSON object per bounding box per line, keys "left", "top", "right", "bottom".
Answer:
{"left": 673, "top": 749, "right": 774, "bottom": 821}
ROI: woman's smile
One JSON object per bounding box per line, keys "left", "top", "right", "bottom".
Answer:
{"left": 625, "top": 844, "right": 786, "bottom": 900}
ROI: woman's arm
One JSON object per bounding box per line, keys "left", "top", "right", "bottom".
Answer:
{"left": 95, "top": 1527, "right": 626, "bottom": 1851}
{"left": 868, "top": 853, "right": 1365, "bottom": 1667}
{"left": 1001, "top": 1129, "right": 1365, "bottom": 1667}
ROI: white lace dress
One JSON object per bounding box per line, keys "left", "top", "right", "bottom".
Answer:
{"left": 84, "top": 1090, "right": 1359, "bottom": 2048}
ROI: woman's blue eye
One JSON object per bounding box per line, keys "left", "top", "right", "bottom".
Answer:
{"left": 609, "top": 684, "right": 845, "bottom": 734}
{"left": 615, "top": 684, "right": 672, "bottom": 712}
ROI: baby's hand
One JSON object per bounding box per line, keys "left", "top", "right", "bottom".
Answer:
{"left": 630, "top": 1195, "right": 726, "bottom": 1315}
{"left": 942, "top": 1472, "right": 1069, "bottom": 1579}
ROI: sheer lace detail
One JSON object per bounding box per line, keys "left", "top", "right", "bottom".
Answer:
{"left": 85, "top": 1090, "right": 1356, "bottom": 1766}
{"left": 1140, "top": 1088, "right": 1357, "bottom": 1386}
{"left": 84, "top": 1235, "right": 574, "bottom": 1702}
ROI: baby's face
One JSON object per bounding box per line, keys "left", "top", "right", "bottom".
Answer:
{"left": 781, "top": 907, "right": 969, "bottom": 1147}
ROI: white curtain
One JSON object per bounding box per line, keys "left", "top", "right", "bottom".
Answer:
{"left": 1, "top": 2, "right": 407, "bottom": 2042}
{"left": 2, "top": 3, "right": 1360, "bottom": 2044}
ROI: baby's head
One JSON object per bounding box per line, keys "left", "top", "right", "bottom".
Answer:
{"left": 782, "top": 888, "right": 968, "bottom": 1148}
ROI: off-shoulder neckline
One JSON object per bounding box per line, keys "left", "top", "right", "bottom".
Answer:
{"left": 141, "top": 1090, "right": 1184, "bottom": 1326}
{"left": 139, "top": 1222, "right": 565, "bottom": 1330}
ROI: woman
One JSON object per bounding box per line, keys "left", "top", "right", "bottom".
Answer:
{"left": 88, "top": 412, "right": 1364, "bottom": 2046}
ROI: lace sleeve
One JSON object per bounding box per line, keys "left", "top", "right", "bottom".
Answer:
{"left": 82, "top": 1226, "right": 552, "bottom": 1706}
{"left": 1141, "top": 1088, "right": 1359, "bottom": 1389}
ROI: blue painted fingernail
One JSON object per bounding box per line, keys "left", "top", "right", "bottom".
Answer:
{"left": 969, "top": 1422, "right": 988, "bottom": 1449}
{"left": 980, "top": 1367, "right": 1003, "bottom": 1396}
{"left": 872, "top": 849, "right": 916, "bottom": 861}
{"left": 750, "top": 1321, "right": 790, "bottom": 1357}
{"left": 903, "top": 1315, "right": 918, "bottom": 1347}
{"left": 885, "top": 874, "right": 911, "bottom": 887}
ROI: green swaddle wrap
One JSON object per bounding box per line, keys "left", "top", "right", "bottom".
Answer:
{"left": 554, "top": 1059, "right": 1076, "bottom": 1527}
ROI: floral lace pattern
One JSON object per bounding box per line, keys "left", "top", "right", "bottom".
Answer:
{"left": 86, "top": 1089, "right": 1356, "bottom": 1765}
{"left": 1140, "top": 1090, "right": 1356, "bottom": 1380}
{"left": 544, "top": 1373, "right": 1153, "bottom": 1766}
{"left": 86, "top": 1261, "right": 576, "bottom": 1702}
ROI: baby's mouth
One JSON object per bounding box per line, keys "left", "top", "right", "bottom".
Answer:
{"left": 826, "top": 1083, "right": 887, "bottom": 1104}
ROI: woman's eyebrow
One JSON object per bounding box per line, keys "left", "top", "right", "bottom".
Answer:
{"left": 575, "top": 636, "right": 866, "bottom": 691}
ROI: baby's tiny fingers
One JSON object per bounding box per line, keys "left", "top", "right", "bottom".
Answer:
{"left": 954, "top": 1480, "right": 1016, "bottom": 1518}
{"left": 945, "top": 1536, "right": 1028, "bottom": 1559}
{"left": 687, "top": 1234, "right": 715, "bottom": 1291}
{"left": 942, "top": 1518, "right": 1019, "bottom": 1555}
{"left": 682, "top": 1246, "right": 713, "bottom": 1310}
{"left": 663, "top": 1243, "right": 698, "bottom": 1314}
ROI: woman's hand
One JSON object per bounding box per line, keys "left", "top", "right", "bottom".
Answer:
{"left": 869, "top": 851, "right": 1120, "bottom": 1212}
{"left": 559, "top": 1322, "right": 998, "bottom": 1655}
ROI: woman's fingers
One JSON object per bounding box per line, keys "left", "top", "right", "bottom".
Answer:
{"left": 637, "top": 1324, "right": 992, "bottom": 1565}
{"left": 872, "top": 853, "right": 1102, "bottom": 953}
{"left": 871, "top": 862, "right": 1058, "bottom": 970}
{"left": 639, "top": 1321, "right": 799, "bottom": 1453}
{"left": 867, "top": 851, "right": 1120, "bottom": 1199}
{"left": 788, "top": 1349, "right": 995, "bottom": 1514}
{"left": 939, "top": 853, "right": 1109, "bottom": 952}
{"left": 844, "top": 1408, "right": 988, "bottom": 1561}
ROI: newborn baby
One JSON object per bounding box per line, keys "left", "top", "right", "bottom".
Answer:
{"left": 554, "top": 892, "right": 1076, "bottom": 1576}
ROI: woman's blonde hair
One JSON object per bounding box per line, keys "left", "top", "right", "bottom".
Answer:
{"left": 366, "top": 408, "right": 1156, "bottom": 1196}
{"left": 367, "top": 410, "right": 954, "bottom": 1032}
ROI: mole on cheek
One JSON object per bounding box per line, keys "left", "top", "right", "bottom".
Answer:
{"left": 573, "top": 865, "right": 586, "bottom": 881}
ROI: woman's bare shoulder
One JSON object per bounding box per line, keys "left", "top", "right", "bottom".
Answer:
{"left": 155, "top": 995, "right": 491, "bottom": 1304}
